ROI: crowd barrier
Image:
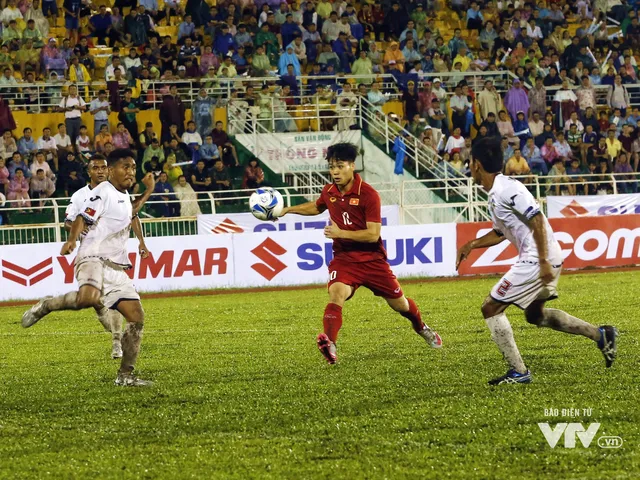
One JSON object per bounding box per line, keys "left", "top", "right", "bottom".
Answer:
{"left": 2, "top": 214, "right": 639, "bottom": 302}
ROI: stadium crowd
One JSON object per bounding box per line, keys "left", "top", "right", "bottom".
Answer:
{"left": 0, "top": 0, "right": 640, "bottom": 223}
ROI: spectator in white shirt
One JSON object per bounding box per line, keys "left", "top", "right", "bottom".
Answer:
{"left": 105, "top": 56, "right": 126, "bottom": 81}
{"left": 53, "top": 123, "right": 73, "bottom": 165}
{"left": 30, "top": 168, "right": 55, "bottom": 210}
{"left": 36, "top": 127, "right": 58, "bottom": 170}
{"left": 59, "top": 84, "right": 86, "bottom": 147}
{"left": 182, "top": 120, "right": 203, "bottom": 161}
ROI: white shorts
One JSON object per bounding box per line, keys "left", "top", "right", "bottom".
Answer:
{"left": 490, "top": 261, "right": 562, "bottom": 310}
{"left": 75, "top": 257, "right": 140, "bottom": 309}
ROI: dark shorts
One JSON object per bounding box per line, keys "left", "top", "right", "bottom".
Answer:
{"left": 42, "top": 1, "right": 58, "bottom": 16}
{"left": 328, "top": 258, "right": 403, "bottom": 300}
{"left": 65, "top": 16, "right": 79, "bottom": 30}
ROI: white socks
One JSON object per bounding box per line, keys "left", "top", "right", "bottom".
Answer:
{"left": 485, "top": 313, "right": 527, "bottom": 373}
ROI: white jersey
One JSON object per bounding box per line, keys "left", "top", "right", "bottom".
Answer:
{"left": 65, "top": 184, "right": 94, "bottom": 222}
{"left": 488, "top": 174, "right": 562, "bottom": 265}
{"left": 77, "top": 181, "right": 133, "bottom": 267}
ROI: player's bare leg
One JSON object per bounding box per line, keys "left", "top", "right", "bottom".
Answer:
{"left": 482, "top": 297, "right": 531, "bottom": 385}
{"left": 385, "top": 295, "right": 442, "bottom": 348}
{"left": 525, "top": 300, "right": 617, "bottom": 367}
{"left": 114, "top": 300, "right": 150, "bottom": 386}
{"left": 21, "top": 285, "right": 101, "bottom": 328}
{"left": 317, "top": 282, "right": 352, "bottom": 364}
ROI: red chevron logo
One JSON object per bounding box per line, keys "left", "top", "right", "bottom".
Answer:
{"left": 2, "top": 258, "right": 54, "bottom": 286}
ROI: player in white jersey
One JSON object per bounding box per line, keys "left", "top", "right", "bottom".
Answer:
{"left": 22, "top": 150, "right": 155, "bottom": 386}
{"left": 62, "top": 155, "right": 153, "bottom": 359}
{"left": 457, "top": 137, "right": 617, "bottom": 385}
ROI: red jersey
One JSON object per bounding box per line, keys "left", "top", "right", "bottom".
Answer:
{"left": 316, "top": 174, "right": 386, "bottom": 263}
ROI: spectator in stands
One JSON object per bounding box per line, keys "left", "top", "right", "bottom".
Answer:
{"left": 547, "top": 158, "right": 573, "bottom": 195}
{"left": 30, "top": 168, "right": 55, "bottom": 211}
{"left": 504, "top": 79, "right": 530, "bottom": 121}
{"left": 160, "top": 152, "right": 182, "bottom": 185}
{"left": 477, "top": 80, "right": 502, "bottom": 122}
{"left": 53, "top": 123, "right": 73, "bottom": 165}
{"left": 143, "top": 137, "right": 165, "bottom": 166}
{"left": 15, "top": 40, "right": 40, "bottom": 79}
{"left": 105, "top": 55, "right": 126, "bottom": 81}
{"left": 59, "top": 84, "right": 86, "bottom": 147}
{"left": 160, "top": 84, "right": 186, "bottom": 139}
{"left": 139, "top": 122, "right": 158, "bottom": 153}
{"left": 153, "top": 171, "right": 179, "bottom": 217}
{"left": 192, "top": 88, "right": 216, "bottom": 138}
{"left": 93, "top": 124, "right": 112, "bottom": 154}
{"left": 505, "top": 148, "right": 532, "bottom": 179}
{"left": 0, "top": 157, "right": 8, "bottom": 194}
{"left": 211, "top": 120, "right": 239, "bottom": 167}
{"left": 566, "top": 157, "right": 587, "bottom": 195}
{"left": 143, "top": 155, "right": 164, "bottom": 177}
{"left": 112, "top": 122, "right": 135, "bottom": 150}
{"left": 0, "top": 129, "right": 17, "bottom": 160}
{"left": 427, "top": 98, "right": 446, "bottom": 133}
{"left": 174, "top": 174, "right": 201, "bottom": 216}
{"left": 607, "top": 75, "right": 630, "bottom": 116}
{"left": 7, "top": 167, "right": 30, "bottom": 212}
{"left": 30, "top": 151, "right": 54, "bottom": 180}
{"left": 450, "top": 85, "right": 471, "bottom": 136}
{"left": 36, "top": 127, "right": 57, "bottom": 170}
{"left": 17, "top": 128, "right": 38, "bottom": 161}
{"left": 25, "top": 0, "right": 49, "bottom": 39}
{"left": 242, "top": 157, "right": 264, "bottom": 189}
{"left": 8, "top": 152, "right": 29, "bottom": 180}
{"left": 528, "top": 77, "right": 547, "bottom": 118}
{"left": 120, "top": 88, "right": 140, "bottom": 146}
{"left": 190, "top": 159, "right": 211, "bottom": 192}
{"left": 523, "top": 137, "right": 548, "bottom": 175}
{"left": 199, "top": 134, "right": 220, "bottom": 168}
{"left": 89, "top": 89, "right": 110, "bottom": 135}
{"left": 445, "top": 127, "right": 465, "bottom": 155}
{"left": 182, "top": 120, "right": 203, "bottom": 163}
{"left": 76, "top": 125, "right": 92, "bottom": 156}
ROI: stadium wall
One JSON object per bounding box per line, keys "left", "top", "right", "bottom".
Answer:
{"left": 1, "top": 215, "right": 639, "bottom": 302}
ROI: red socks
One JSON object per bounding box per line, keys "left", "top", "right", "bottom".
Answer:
{"left": 323, "top": 303, "right": 343, "bottom": 343}
{"left": 401, "top": 298, "right": 426, "bottom": 333}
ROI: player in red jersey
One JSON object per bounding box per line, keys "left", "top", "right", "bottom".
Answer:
{"left": 279, "top": 143, "right": 442, "bottom": 364}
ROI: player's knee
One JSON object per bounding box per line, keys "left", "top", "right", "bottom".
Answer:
{"left": 524, "top": 308, "right": 543, "bottom": 326}
{"left": 77, "top": 292, "right": 101, "bottom": 310}
{"left": 481, "top": 297, "right": 499, "bottom": 319}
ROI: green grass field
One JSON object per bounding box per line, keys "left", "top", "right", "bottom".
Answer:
{"left": 0, "top": 271, "right": 637, "bottom": 479}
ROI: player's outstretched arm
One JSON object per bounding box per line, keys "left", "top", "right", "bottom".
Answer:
{"left": 61, "top": 216, "right": 88, "bottom": 255}
{"left": 528, "top": 213, "right": 554, "bottom": 284}
{"left": 131, "top": 215, "right": 149, "bottom": 259}
{"left": 456, "top": 229, "right": 506, "bottom": 270}
{"left": 280, "top": 201, "right": 324, "bottom": 218}
{"left": 325, "top": 220, "right": 380, "bottom": 243}
{"left": 131, "top": 173, "right": 156, "bottom": 215}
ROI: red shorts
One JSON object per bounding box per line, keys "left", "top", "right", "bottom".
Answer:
{"left": 328, "top": 258, "right": 403, "bottom": 300}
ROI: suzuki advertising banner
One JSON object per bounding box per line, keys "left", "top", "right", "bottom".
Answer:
{"left": 547, "top": 194, "right": 640, "bottom": 218}
{"left": 232, "top": 223, "right": 457, "bottom": 288}
{"left": 456, "top": 215, "right": 640, "bottom": 275}
{"left": 197, "top": 205, "right": 400, "bottom": 234}
{"left": 0, "top": 223, "right": 456, "bottom": 301}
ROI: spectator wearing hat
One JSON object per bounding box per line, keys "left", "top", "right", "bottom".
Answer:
{"left": 504, "top": 79, "right": 530, "bottom": 121}
{"left": 383, "top": 41, "right": 405, "bottom": 72}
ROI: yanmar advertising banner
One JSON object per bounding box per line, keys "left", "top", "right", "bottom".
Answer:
{"left": 547, "top": 194, "right": 640, "bottom": 218}
{"left": 197, "top": 205, "right": 400, "bottom": 234}
{"left": 0, "top": 223, "right": 456, "bottom": 301}
{"left": 456, "top": 214, "right": 640, "bottom": 275}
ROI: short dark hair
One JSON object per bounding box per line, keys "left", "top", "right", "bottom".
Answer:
{"left": 471, "top": 137, "right": 503, "bottom": 174}
{"left": 107, "top": 148, "right": 135, "bottom": 166}
{"left": 326, "top": 142, "right": 358, "bottom": 163}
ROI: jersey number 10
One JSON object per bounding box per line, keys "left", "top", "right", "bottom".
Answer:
{"left": 342, "top": 212, "right": 352, "bottom": 225}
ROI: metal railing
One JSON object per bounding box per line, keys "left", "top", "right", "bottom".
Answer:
{"left": 0, "top": 74, "right": 402, "bottom": 112}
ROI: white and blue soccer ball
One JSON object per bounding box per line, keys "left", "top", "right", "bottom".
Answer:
{"left": 249, "top": 187, "right": 284, "bottom": 221}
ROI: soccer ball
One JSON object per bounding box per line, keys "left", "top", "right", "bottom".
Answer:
{"left": 249, "top": 187, "right": 284, "bottom": 221}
